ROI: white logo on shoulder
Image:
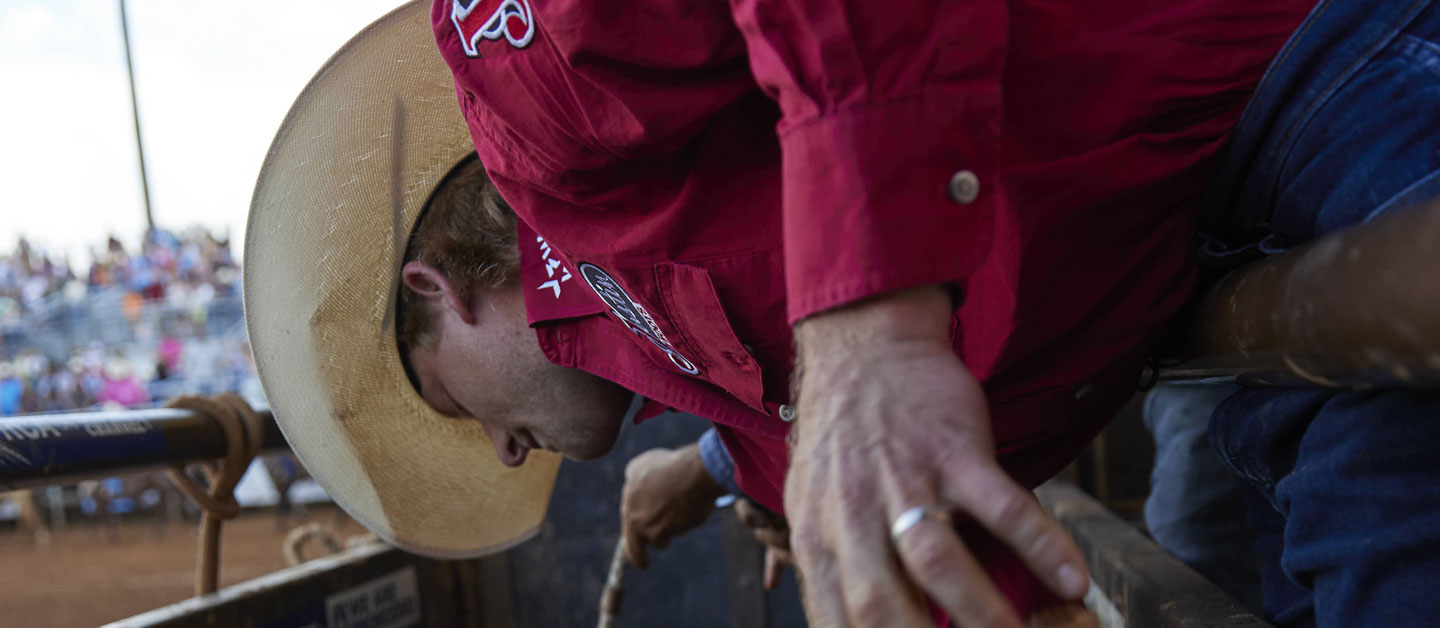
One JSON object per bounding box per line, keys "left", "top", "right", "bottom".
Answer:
{"left": 578, "top": 262, "right": 701, "bottom": 375}
{"left": 534, "top": 236, "right": 571, "bottom": 298}
{"left": 452, "top": 0, "right": 536, "bottom": 57}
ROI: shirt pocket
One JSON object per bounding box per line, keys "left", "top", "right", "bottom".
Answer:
{"left": 653, "top": 262, "right": 768, "bottom": 413}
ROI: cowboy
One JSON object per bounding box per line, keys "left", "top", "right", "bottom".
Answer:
{"left": 427, "top": 0, "right": 1329, "bottom": 626}
{"left": 246, "top": 1, "right": 1314, "bottom": 626}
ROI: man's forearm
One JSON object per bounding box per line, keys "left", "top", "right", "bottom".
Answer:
{"left": 673, "top": 442, "right": 728, "bottom": 502}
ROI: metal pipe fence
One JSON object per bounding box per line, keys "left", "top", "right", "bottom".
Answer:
{"left": 1158, "top": 197, "right": 1440, "bottom": 389}
{"left": 0, "top": 406, "right": 285, "bottom": 491}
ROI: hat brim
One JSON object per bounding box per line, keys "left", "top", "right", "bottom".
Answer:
{"left": 243, "top": 0, "right": 561, "bottom": 559}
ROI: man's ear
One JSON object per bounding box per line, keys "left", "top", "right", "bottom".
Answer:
{"left": 401, "top": 261, "right": 476, "bottom": 325}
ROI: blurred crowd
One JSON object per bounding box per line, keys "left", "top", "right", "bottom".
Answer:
{"left": 0, "top": 338, "right": 260, "bottom": 416}
{"left": 0, "top": 228, "right": 239, "bottom": 323}
{"left": 0, "top": 228, "right": 259, "bottom": 416}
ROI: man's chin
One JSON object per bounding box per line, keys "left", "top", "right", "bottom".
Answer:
{"left": 562, "top": 435, "right": 619, "bottom": 462}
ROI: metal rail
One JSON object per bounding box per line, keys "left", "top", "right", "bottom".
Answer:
{"left": 1037, "top": 481, "right": 1272, "bottom": 628}
{"left": 1160, "top": 197, "right": 1440, "bottom": 388}
{"left": 0, "top": 407, "right": 286, "bottom": 490}
{"left": 104, "top": 542, "right": 503, "bottom": 628}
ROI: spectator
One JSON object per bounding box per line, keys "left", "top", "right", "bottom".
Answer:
{"left": 184, "top": 325, "right": 224, "bottom": 395}
{"left": 0, "top": 362, "right": 21, "bottom": 415}
{"left": 0, "top": 226, "right": 255, "bottom": 415}
{"left": 155, "top": 315, "right": 185, "bottom": 380}
{"left": 97, "top": 358, "right": 148, "bottom": 409}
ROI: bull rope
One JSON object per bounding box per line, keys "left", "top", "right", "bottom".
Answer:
{"left": 164, "top": 393, "right": 266, "bottom": 596}
{"left": 597, "top": 536, "right": 629, "bottom": 628}
{"left": 282, "top": 523, "right": 344, "bottom": 566}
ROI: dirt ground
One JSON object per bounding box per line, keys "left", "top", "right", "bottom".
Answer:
{"left": 0, "top": 506, "right": 368, "bottom": 628}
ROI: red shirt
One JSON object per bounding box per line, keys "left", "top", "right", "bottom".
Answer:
{"left": 432, "top": 0, "right": 1311, "bottom": 512}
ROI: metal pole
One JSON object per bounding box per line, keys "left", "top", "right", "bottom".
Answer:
{"left": 0, "top": 407, "right": 286, "bottom": 490}
{"left": 1159, "top": 195, "right": 1440, "bottom": 388}
{"left": 119, "top": 0, "right": 156, "bottom": 234}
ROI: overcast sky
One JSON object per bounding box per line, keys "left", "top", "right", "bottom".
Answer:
{"left": 0, "top": 0, "right": 406, "bottom": 266}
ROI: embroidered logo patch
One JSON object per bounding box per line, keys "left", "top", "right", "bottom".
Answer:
{"left": 451, "top": 0, "right": 535, "bottom": 57}
{"left": 578, "top": 263, "right": 700, "bottom": 375}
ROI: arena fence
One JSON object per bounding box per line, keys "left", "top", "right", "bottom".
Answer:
{"left": 3, "top": 404, "right": 1267, "bottom": 627}
{"left": 0, "top": 406, "right": 286, "bottom": 491}
{"left": 1037, "top": 482, "right": 1271, "bottom": 628}
{"left": 1158, "top": 196, "right": 1440, "bottom": 388}
{"left": 102, "top": 542, "right": 511, "bottom": 628}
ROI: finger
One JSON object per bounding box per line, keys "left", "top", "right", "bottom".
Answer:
{"left": 830, "top": 528, "right": 933, "bottom": 627}
{"left": 794, "top": 547, "right": 851, "bottom": 628}
{"left": 944, "top": 465, "right": 1088, "bottom": 600}
{"left": 764, "top": 548, "right": 784, "bottom": 590}
{"left": 734, "top": 498, "right": 771, "bottom": 529}
{"left": 750, "top": 526, "right": 790, "bottom": 550}
{"left": 892, "top": 515, "right": 1023, "bottom": 628}
{"left": 771, "top": 546, "right": 794, "bottom": 566}
{"left": 623, "top": 525, "right": 649, "bottom": 570}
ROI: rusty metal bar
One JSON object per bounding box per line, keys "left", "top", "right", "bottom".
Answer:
{"left": 1160, "top": 196, "right": 1440, "bottom": 388}
{"left": 0, "top": 407, "right": 286, "bottom": 490}
{"left": 1037, "top": 481, "right": 1272, "bottom": 628}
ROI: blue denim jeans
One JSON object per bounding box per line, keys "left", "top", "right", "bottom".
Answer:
{"left": 1197, "top": 0, "right": 1440, "bottom": 266}
{"left": 1143, "top": 384, "right": 1262, "bottom": 611}
{"left": 1197, "top": 0, "right": 1440, "bottom": 626}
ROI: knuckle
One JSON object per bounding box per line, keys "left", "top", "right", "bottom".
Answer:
{"left": 850, "top": 587, "right": 891, "bottom": 625}
{"left": 754, "top": 528, "right": 788, "bottom": 548}
{"left": 1023, "top": 522, "right": 1067, "bottom": 559}
{"left": 626, "top": 512, "right": 652, "bottom": 531}
{"left": 989, "top": 490, "right": 1034, "bottom": 530}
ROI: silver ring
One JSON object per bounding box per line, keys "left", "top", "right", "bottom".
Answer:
{"left": 890, "top": 506, "right": 952, "bottom": 542}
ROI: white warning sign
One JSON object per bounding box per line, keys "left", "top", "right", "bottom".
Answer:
{"left": 324, "top": 566, "right": 420, "bottom": 628}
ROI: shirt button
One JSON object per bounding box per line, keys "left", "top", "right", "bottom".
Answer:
{"left": 778, "top": 404, "right": 797, "bottom": 422}
{"left": 948, "top": 170, "right": 980, "bottom": 204}
{"left": 1074, "top": 382, "right": 1095, "bottom": 401}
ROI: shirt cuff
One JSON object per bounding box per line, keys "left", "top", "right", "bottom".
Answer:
{"left": 778, "top": 90, "right": 1001, "bottom": 323}
{"left": 698, "top": 426, "right": 744, "bottom": 496}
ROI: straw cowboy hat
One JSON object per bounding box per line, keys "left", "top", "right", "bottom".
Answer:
{"left": 244, "top": 0, "right": 560, "bottom": 558}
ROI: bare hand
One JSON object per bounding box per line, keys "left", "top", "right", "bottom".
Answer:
{"left": 621, "top": 443, "right": 726, "bottom": 569}
{"left": 787, "top": 287, "right": 1090, "bottom": 627}
{"left": 734, "top": 497, "right": 794, "bottom": 590}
